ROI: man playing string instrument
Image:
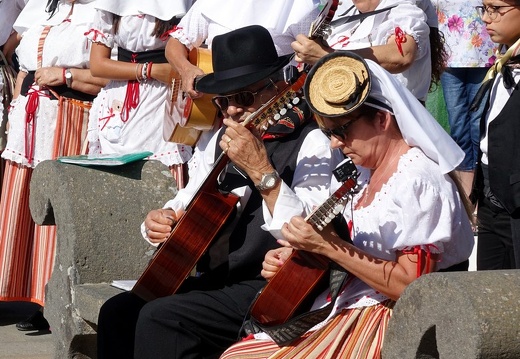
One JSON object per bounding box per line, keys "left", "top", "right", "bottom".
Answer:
{"left": 96, "top": 25, "right": 342, "bottom": 359}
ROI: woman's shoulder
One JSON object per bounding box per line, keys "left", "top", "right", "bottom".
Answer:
{"left": 395, "top": 148, "right": 454, "bottom": 193}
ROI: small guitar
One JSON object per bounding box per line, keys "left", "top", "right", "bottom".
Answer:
{"left": 249, "top": 158, "right": 359, "bottom": 327}
{"left": 164, "top": 48, "right": 217, "bottom": 146}
{"left": 132, "top": 73, "right": 308, "bottom": 302}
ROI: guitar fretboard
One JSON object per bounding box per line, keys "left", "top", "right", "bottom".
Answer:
{"left": 307, "top": 178, "right": 356, "bottom": 231}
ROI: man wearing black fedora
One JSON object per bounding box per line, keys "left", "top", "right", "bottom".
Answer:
{"left": 96, "top": 25, "right": 342, "bottom": 359}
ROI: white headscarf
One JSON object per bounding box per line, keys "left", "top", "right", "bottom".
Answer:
{"left": 364, "top": 59, "right": 464, "bottom": 174}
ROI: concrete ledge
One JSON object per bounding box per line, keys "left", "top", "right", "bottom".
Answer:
{"left": 29, "top": 160, "right": 176, "bottom": 359}
{"left": 382, "top": 270, "right": 520, "bottom": 359}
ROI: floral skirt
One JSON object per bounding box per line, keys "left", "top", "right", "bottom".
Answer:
{"left": 221, "top": 300, "right": 394, "bottom": 359}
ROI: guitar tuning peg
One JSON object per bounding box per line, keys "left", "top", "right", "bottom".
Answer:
{"left": 274, "top": 113, "right": 281, "bottom": 121}
{"left": 279, "top": 108, "right": 287, "bottom": 116}
{"left": 292, "top": 97, "right": 300, "bottom": 105}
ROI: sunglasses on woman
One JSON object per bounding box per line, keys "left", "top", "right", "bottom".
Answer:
{"left": 211, "top": 80, "right": 276, "bottom": 112}
{"left": 320, "top": 114, "right": 364, "bottom": 141}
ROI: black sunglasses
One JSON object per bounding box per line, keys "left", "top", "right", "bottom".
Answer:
{"left": 320, "top": 114, "right": 364, "bottom": 141}
{"left": 211, "top": 80, "right": 276, "bottom": 111}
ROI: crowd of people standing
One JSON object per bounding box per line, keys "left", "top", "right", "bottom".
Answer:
{"left": 0, "top": 0, "right": 519, "bottom": 357}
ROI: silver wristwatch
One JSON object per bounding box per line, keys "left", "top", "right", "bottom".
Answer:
{"left": 64, "top": 69, "right": 73, "bottom": 88}
{"left": 255, "top": 171, "right": 280, "bottom": 191}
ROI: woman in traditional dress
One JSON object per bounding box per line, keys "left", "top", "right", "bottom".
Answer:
{"left": 85, "top": 0, "right": 194, "bottom": 187}
{"left": 0, "top": 0, "right": 106, "bottom": 330}
{"left": 220, "top": 51, "right": 474, "bottom": 359}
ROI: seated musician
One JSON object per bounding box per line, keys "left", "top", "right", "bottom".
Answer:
{"left": 219, "top": 52, "right": 475, "bottom": 359}
{"left": 96, "top": 25, "right": 342, "bottom": 359}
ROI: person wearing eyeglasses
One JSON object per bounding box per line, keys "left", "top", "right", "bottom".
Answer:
{"left": 472, "top": 0, "right": 520, "bottom": 270}
{"left": 220, "top": 51, "right": 474, "bottom": 359}
{"left": 96, "top": 25, "right": 342, "bottom": 359}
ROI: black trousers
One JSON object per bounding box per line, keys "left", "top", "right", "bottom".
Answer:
{"left": 97, "top": 278, "right": 265, "bottom": 359}
{"left": 477, "top": 196, "right": 517, "bottom": 269}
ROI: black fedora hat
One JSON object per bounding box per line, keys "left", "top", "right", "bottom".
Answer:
{"left": 196, "top": 25, "right": 292, "bottom": 94}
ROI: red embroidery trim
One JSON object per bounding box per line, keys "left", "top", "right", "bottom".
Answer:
{"left": 402, "top": 244, "right": 439, "bottom": 278}
{"left": 159, "top": 25, "right": 181, "bottom": 42}
{"left": 394, "top": 27, "right": 406, "bottom": 56}
{"left": 330, "top": 35, "right": 350, "bottom": 48}
{"left": 84, "top": 29, "right": 107, "bottom": 42}
{"left": 99, "top": 108, "right": 115, "bottom": 131}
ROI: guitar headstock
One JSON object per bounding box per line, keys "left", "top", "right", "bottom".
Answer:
{"left": 308, "top": 0, "right": 339, "bottom": 40}
{"left": 243, "top": 72, "right": 307, "bottom": 136}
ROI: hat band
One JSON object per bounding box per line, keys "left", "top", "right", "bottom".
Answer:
{"left": 214, "top": 62, "right": 277, "bottom": 83}
{"left": 365, "top": 97, "right": 393, "bottom": 113}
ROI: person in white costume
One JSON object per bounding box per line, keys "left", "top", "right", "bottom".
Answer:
{"left": 166, "top": 0, "right": 321, "bottom": 99}
{"left": 0, "top": 0, "right": 107, "bottom": 332}
{"left": 291, "top": 0, "right": 433, "bottom": 101}
{"left": 0, "top": 0, "right": 27, "bottom": 198}
{"left": 86, "top": 0, "right": 194, "bottom": 187}
{"left": 221, "top": 51, "right": 474, "bottom": 359}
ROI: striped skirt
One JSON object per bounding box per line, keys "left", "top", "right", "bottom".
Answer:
{"left": 221, "top": 301, "right": 394, "bottom": 359}
{"left": 0, "top": 96, "right": 90, "bottom": 305}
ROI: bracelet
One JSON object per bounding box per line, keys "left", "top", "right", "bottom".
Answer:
{"left": 141, "top": 62, "right": 149, "bottom": 82}
{"left": 147, "top": 61, "right": 153, "bottom": 80}
{"left": 135, "top": 63, "right": 143, "bottom": 83}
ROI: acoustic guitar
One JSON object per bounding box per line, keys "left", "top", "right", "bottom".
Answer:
{"left": 165, "top": 48, "right": 217, "bottom": 146}
{"left": 249, "top": 158, "right": 359, "bottom": 327}
{"left": 133, "top": 74, "right": 308, "bottom": 302}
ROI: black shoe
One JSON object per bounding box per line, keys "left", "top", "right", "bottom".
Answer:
{"left": 16, "top": 310, "right": 50, "bottom": 331}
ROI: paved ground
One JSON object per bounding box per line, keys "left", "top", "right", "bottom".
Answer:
{"left": 0, "top": 302, "right": 54, "bottom": 359}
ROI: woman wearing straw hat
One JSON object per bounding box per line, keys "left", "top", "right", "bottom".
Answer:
{"left": 220, "top": 51, "right": 474, "bottom": 359}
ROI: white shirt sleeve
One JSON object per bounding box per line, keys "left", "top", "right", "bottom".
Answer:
{"left": 261, "top": 128, "right": 343, "bottom": 239}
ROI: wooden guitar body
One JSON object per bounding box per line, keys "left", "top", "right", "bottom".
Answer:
{"left": 250, "top": 167, "right": 358, "bottom": 327}
{"left": 165, "top": 48, "right": 218, "bottom": 146}
{"left": 132, "top": 155, "right": 238, "bottom": 301}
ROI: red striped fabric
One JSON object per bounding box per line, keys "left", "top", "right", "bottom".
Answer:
{"left": 220, "top": 301, "right": 394, "bottom": 359}
{"left": 0, "top": 155, "right": 4, "bottom": 201}
{"left": 0, "top": 97, "right": 91, "bottom": 305}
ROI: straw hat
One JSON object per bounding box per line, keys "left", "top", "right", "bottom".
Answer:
{"left": 304, "top": 51, "right": 371, "bottom": 117}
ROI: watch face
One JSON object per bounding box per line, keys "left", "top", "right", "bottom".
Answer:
{"left": 266, "top": 177, "right": 276, "bottom": 187}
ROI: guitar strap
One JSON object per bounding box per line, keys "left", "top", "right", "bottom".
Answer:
{"left": 243, "top": 264, "right": 349, "bottom": 346}
{"left": 329, "top": 5, "right": 397, "bottom": 27}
